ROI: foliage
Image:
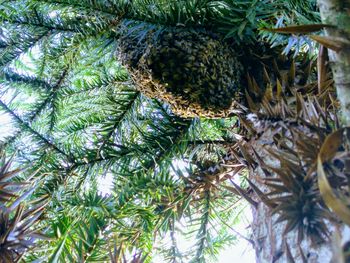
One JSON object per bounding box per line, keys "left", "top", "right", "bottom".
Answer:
{"left": 0, "top": 150, "right": 46, "bottom": 262}
{"left": 0, "top": 0, "right": 341, "bottom": 262}
{"left": 0, "top": 1, "right": 255, "bottom": 261}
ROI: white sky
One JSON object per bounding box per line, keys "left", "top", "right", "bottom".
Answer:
{"left": 98, "top": 174, "right": 255, "bottom": 263}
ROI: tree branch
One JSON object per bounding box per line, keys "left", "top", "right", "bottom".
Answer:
{"left": 0, "top": 100, "right": 72, "bottom": 161}
{"left": 2, "top": 69, "right": 69, "bottom": 148}
{"left": 97, "top": 92, "right": 140, "bottom": 156}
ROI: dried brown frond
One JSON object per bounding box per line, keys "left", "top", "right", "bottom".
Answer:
{"left": 0, "top": 151, "right": 47, "bottom": 263}
{"left": 0, "top": 153, "right": 23, "bottom": 204}
{"left": 237, "top": 54, "right": 341, "bottom": 244}
{"left": 317, "top": 128, "right": 350, "bottom": 226}
{"left": 172, "top": 142, "right": 251, "bottom": 208}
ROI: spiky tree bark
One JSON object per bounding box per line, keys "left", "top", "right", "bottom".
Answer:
{"left": 225, "top": 1, "right": 350, "bottom": 261}
{"left": 231, "top": 56, "right": 350, "bottom": 262}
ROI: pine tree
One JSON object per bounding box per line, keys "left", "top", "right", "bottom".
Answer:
{"left": 0, "top": 0, "right": 349, "bottom": 262}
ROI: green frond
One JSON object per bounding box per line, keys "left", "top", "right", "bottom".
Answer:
{"left": 0, "top": 0, "right": 334, "bottom": 262}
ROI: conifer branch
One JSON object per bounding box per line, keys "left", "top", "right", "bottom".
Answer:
{"left": 42, "top": 0, "right": 124, "bottom": 17}
{"left": 97, "top": 92, "right": 140, "bottom": 155}
{"left": 0, "top": 29, "right": 50, "bottom": 68}
{"left": 1, "top": 71, "right": 53, "bottom": 91}
{"left": 2, "top": 69, "right": 69, "bottom": 148}
{"left": 195, "top": 190, "right": 211, "bottom": 262}
{"left": 0, "top": 99, "right": 72, "bottom": 161}
{"left": 2, "top": 18, "right": 86, "bottom": 34}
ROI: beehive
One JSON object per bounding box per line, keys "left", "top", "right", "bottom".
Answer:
{"left": 118, "top": 28, "right": 244, "bottom": 118}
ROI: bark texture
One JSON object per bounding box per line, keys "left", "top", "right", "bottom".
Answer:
{"left": 249, "top": 2, "right": 350, "bottom": 261}
{"left": 248, "top": 131, "right": 337, "bottom": 263}
{"left": 317, "top": 0, "right": 350, "bottom": 125}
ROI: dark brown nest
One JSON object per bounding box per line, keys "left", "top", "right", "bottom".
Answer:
{"left": 118, "top": 28, "right": 244, "bottom": 118}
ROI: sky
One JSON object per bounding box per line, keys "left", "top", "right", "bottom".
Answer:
{"left": 98, "top": 174, "right": 256, "bottom": 263}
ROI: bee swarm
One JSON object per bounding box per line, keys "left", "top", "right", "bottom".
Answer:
{"left": 118, "top": 29, "right": 243, "bottom": 118}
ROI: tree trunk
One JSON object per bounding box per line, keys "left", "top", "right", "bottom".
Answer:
{"left": 241, "top": 94, "right": 350, "bottom": 263}
{"left": 245, "top": 2, "right": 350, "bottom": 261}
{"left": 236, "top": 55, "right": 350, "bottom": 262}
{"left": 247, "top": 136, "right": 350, "bottom": 263}
{"left": 241, "top": 93, "right": 350, "bottom": 262}
{"left": 317, "top": 0, "right": 350, "bottom": 125}
{"left": 246, "top": 130, "right": 336, "bottom": 262}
